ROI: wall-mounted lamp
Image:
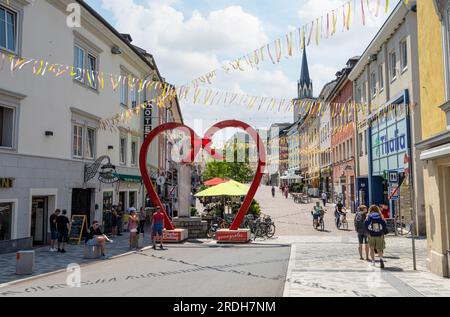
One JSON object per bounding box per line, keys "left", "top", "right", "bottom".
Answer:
{"left": 45, "top": 131, "right": 54, "bottom": 136}
{"left": 108, "top": 145, "right": 114, "bottom": 150}
{"left": 111, "top": 45, "right": 122, "bottom": 55}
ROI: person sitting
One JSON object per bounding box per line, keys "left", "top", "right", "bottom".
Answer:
{"left": 86, "top": 220, "right": 113, "bottom": 259}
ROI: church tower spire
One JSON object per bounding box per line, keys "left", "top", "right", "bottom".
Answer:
{"left": 298, "top": 47, "right": 313, "bottom": 99}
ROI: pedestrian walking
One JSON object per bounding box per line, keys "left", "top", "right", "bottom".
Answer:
{"left": 138, "top": 207, "right": 146, "bottom": 234}
{"left": 365, "top": 205, "right": 388, "bottom": 269}
{"left": 284, "top": 187, "right": 289, "bottom": 199}
{"left": 151, "top": 206, "right": 165, "bottom": 250}
{"left": 116, "top": 202, "right": 123, "bottom": 236}
{"left": 56, "top": 209, "right": 70, "bottom": 253}
{"left": 321, "top": 192, "right": 327, "bottom": 207}
{"left": 49, "top": 209, "right": 60, "bottom": 252}
{"left": 354, "top": 205, "right": 370, "bottom": 261}
{"left": 111, "top": 207, "right": 118, "bottom": 238}
{"left": 271, "top": 186, "right": 276, "bottom": 198}
{"left": 128, "top": 209, "right": 139, "bottom": 249}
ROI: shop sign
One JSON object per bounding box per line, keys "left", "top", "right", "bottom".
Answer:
{"left": 0, "top": 178, "right": 14, "bottom": 189}
{"left": 143, "top": 101, "right": 153, "bottom": 139}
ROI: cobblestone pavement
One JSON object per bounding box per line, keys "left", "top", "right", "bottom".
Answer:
{"left": 0, "top": 228, "right": 153, "bottom": 285}
{"left": 253, "top": 186, "right": 450, "bottom": 297}
{"left": 255, "top": 185, "right": 356, "bottom": 237}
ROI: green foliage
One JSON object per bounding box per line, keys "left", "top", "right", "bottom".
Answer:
{"left": 203, "top": 160, "right": 253, "bottom": 183}
{"left": 289, "top": 183, "right": 304, "bottom": 193}
{"left": 190, "top": 207, "right": 198, "bottom": 217}
{"left": 248, "top": 199, "right": 261, "bottom": 218}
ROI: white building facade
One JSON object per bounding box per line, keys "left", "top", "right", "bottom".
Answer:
{"left": 0, "top": 0, "right": 169, "bottom": 252}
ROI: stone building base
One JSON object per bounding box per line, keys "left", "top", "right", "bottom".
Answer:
{"left": 172, "top": 217, "right": 208, "bottom": 239}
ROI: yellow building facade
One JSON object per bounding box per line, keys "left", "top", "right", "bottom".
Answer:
{"left": 416, "top": 0, "right": 450, "bottom": 277}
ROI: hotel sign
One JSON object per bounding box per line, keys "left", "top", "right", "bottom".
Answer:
{"left": 143, "top": 101, "right": 153, "bottom": 139}
{"left": 0, "top": 178, "right": 14, "bottom": 189}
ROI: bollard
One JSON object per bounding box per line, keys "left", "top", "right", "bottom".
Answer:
{"left": 16, "top": 250, "right": 35, "bottom": 275}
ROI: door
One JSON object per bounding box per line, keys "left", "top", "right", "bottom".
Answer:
{"left": 71, "top": 189, "right": 92, "bottom": 235}
{"left": 31, "top": 197, "right": 48, "bottom": 246}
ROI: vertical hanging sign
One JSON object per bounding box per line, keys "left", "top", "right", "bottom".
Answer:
{"left": 144, "top": 101, "right": 153, "bottom": 139}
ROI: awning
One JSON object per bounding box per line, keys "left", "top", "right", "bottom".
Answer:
{"left": 113, "top": 173, "right": 142, "bottom": 184}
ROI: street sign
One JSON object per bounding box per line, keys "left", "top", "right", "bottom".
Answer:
{"left": 156, "top": 176, "right": 166, "bottom": 186}
{"left": 389, "top": 185, "right": 399, "bottom": 201}
{"left": 389, "top": 171, "right": 399, "bottom": 184}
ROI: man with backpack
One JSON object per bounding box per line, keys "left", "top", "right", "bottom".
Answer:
{"left": 365, "top": 205, "right": 388, "bottom": 269}
{"left": 354, "top": 205, "right": 369, "bottom": 261}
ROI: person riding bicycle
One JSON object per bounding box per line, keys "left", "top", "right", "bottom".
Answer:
{"left": 335, "top": 200, "right": 346, "bottom": 227}
{"left": 311, "top": 202, "right": 324, "bottom": 229}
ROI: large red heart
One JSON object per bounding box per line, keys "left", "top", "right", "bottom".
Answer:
{"left": 139, "top": 121, "right": 266, "bottom": 231}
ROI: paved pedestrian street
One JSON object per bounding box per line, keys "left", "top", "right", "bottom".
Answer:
{"left": 1, "top": 186, "right": 450, "bottom": 297}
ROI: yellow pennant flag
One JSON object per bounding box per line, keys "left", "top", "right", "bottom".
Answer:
{"left": 347, "top": 1, "right": 351, "bottom": 31}
{"left": 315, "top": 18, "right": 319, "bottom": 46}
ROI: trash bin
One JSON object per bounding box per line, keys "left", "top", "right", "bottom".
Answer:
{"left": 16, "top": 250, "right": 34, "bottom": 275}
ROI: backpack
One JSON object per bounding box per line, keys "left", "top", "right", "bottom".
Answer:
{"left": 354, "top": 212, "right": 366, "bottom": 234}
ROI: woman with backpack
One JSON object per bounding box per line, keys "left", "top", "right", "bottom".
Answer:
{"left": 364, "top": 205, "right": 388, "bottom": 269}
{"left": 354, "top": 205, "right": 369, "bottom": 261}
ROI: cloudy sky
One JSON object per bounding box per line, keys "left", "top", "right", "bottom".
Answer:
{"left": 86, "top": 0, "right": 398, "bottom": 139}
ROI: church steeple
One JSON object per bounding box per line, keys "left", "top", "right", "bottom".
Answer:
{"left": 298, "top": 47, "right": 313, "bottom": 99}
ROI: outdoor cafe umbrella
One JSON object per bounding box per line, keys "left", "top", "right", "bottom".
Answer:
{"left": 195, "top": 180, "right": 250, "bottom": 218}
{"left": 203, "top": 178, "right": 229, "bottom": 187}
{"left": 195, "top": 180, "right": 249, "bottom": 197}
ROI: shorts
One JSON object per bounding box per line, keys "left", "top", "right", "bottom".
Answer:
{"left": 58, "top": 231, "right": 68, "bottom": 243}
{"left": 51, "top": 230, "right": 58, "bottom": 240}
{"left": 130, "top": 228, "right": 138, "bottom": 233}
{"left": 153, "top": 224, "right": 163, "bottom": 237}
{"left": 358, "top": 233, "right": 368, "bottom": 245}
{"left": 86, "top": 239, "right": 97, "bottom": 247}
{"left": 369, "top": 236, "right": 385, "bottom": 251}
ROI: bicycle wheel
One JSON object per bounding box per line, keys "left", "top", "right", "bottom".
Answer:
{"left": 342, "top": 220, "right": 348, "bottom": 231}
{"left": 266, "top": 224, "right": 276, "bottom": 238}
{"left": 207, "top": 228, "right": 215, "bottom": 239}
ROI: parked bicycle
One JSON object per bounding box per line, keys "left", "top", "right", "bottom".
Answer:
{"left": 207, "top": 216, "right": 230, "bottom": 239}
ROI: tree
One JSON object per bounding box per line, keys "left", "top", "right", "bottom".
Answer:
{"left": 202, "top": 145, "right": 254, "bottom": 183}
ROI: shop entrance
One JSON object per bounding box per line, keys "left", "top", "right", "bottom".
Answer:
{"left": 71, "top": 189, "right": 92, "bottom": 235}
{"left": 31, "top": 197, "right": 48, "bottom": 246}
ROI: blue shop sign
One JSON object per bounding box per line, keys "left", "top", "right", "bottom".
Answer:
{"left": 371, "top": 106, "right": 409, "bottom": 176}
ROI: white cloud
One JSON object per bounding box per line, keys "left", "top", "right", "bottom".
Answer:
{"left": 101, "top": 0, "right": 268, "bottom": 83}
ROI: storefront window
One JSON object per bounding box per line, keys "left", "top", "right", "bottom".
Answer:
{"left": 129, "top": 192, "right": 136, "bottom": 209}
{"left": 0, "top": 203, "right": 12, "bottom": 241}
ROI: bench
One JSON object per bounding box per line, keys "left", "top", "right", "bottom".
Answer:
{"left": 83, "top": 245, "right": 102, "bottom": 259}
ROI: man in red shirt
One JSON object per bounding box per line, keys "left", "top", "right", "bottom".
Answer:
{"left": 151, "top": 206, "right": 165, "bottom": 250}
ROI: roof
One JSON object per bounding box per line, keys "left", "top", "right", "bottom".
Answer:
{"left": 348, "top": 1, "right": 416, "bottom": 81}
{"left": 76, "top": 0, "right": 155, "bottom": 71}
{"left": 317, "top": 79, "right": 338, "bottom": 101}
{"left": 299, "top": 47, "right": 312, "bottom": 87}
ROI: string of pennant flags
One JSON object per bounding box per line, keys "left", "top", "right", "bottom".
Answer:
{"left": 187, "top": 0, "right": 411, "bottom": 88}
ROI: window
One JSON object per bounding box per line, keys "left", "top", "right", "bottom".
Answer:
{"left": 87, "top": 54, "right": 97, "bottom": 89}
{"left": 0, "top": 105, "right": 14, "bottom": 148}
{"left": 389, "top": 51, "right": 397, "bottom": 81}
{"left": 356, "top": 87, "right": 362, "bottom": 103}
{"left": 349, "top": 138, "right": 353, "bottom": 157}
{"left": 343, "top": 142, "right": 346, "bottom": 160}
{"left": 362, "top": 82, "right": 367, "bottom": 102}
{"left": 131, "top": 86, "right": 138, "bottom": 108}
{"left": 400, "top": 40, "right": 408, "bottom": 71}
{"left": 120, "top": 136, "right": 127, "bottom": 165}
{"left": 74, "top": 42, "right": 98, "bottom": 89}
{"left": 86, "top": 128, "right": 95, "bottom": 159}
{"left": 359, "top": 132, "right": 363, "bottom": 157}
{"left": 131, "top": 140, "right": 137, "bottom": 166}
{"left": 73, "top": 125, "right": 83, "bottom": 158}
{"left": 74, "top": 45, "right": 85, "bottom": 83}
{"left": 0, "top": 6, "right": 16, "bottom": 52}
{"left": 378, "top": 64, "right": 384, "bottom": 92}
{"left": 120, "top": 75, "right": 128, "bottom": 107}
{"left": 0, "top": 203, "right": 12, "bottom": 241}
{"left": 364, "top": 130, "right": 368, "bottom": 155}
{"left": 370, "top": 73, "right": 377, "bottom": 97}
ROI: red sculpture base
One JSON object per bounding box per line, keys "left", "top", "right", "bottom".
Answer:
{"left": 216, "top": 229, "right": 251, "bottom": 243}
{"left": 163, "top": 229, "right": 188, "bottom": 243}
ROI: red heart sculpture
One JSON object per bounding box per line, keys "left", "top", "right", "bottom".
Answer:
{"left": 139, "top": 120, "right": 266, "bottom": 231}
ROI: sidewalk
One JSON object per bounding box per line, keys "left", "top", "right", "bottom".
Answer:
{"left": 280, "top": 235, "right": 450, "bottom": 297}
{"left": 0, "top": 230, "right": 153, "bottom": 285}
